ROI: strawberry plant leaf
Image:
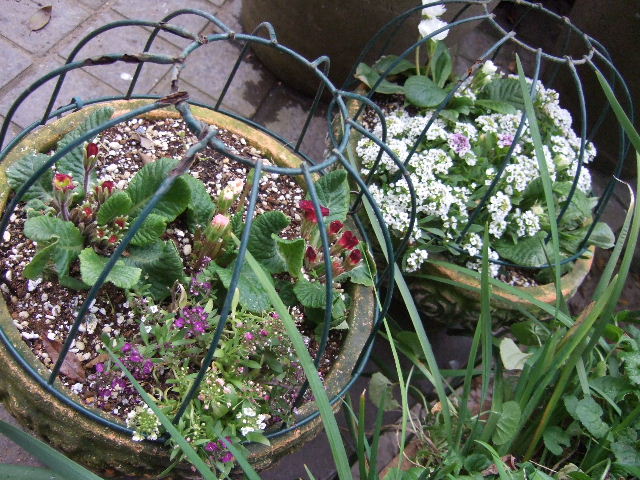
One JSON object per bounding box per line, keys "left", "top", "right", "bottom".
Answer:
{"left": 6, "top": 152, "right": 53, "bottom": 202}
{"left": 130, "top": 213, "right": 167, "bottom": 247}
{"left": 79, "top": 247, "right": 141, "bottom": 289}
{"left": 247, "top": 211, "right": 290, "bottom": 273}
{"left": 313, "top": 170, "right": 350, "bottom": 223}
{"left": 97, "top": 191, "right": 132, "bottom": 225}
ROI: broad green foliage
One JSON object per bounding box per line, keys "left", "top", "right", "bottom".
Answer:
{"left": 6, "top": 152, "right": 53, "bottom": 202}
{"left": 79, "top": 247, "right": 141, "bottom": 289}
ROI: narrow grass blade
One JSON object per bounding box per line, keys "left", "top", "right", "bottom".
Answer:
{"left": 240, "top": 243, "right": 353, "bottom": 480}
{"left": 304, "top": 465, "right": 318, "bottom": 480}
{"left": 476, "top": 441, "right": 514, "bottom": 480}
{"left": 0, "top": 464, "right": 66, "bottom": 480}
{"left": 595, "top": 70, "right": 640, "bottom": 153}
{"left": 593, "top": 181, "right": 634, "bottom": 300}
{"left": 516, "top": 55, "right": 563, "bottom": 310}
{"left": 105, "top": 349, "right": 218, "bottom": 480}
{"left": 0, "top": 420, "right": 104, "bottom": 480}
{"left": 358, "top": 390, "right": 368, "bottom": 480}
{"left": 368, "top": 386, "right": 387, "bottom": 480}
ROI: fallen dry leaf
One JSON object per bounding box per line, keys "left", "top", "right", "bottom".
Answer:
{"left": 130, "top": 131, "right": 156, "bottom": 150}
{"left": 29, "top": 5, "right": 52, "bottom": 32}
{"left": 42, "top": 338, "right": 86, "bottom": 382}
{"left": 85, "top": 353, "right": 109, "bottom": 369}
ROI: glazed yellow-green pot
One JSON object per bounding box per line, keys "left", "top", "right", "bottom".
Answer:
{"left": 0, "top": 100, "right": 375, "bottom": 477}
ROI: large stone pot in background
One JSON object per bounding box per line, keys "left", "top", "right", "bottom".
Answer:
{"left": 0, "top": 100, "right": 375, "bottom": 477}
{"left": 240, "top": 1, "right": 498, "bottom": 96}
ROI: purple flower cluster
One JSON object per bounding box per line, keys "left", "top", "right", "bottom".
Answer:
{"left": 204, "top": 437, "right": 234, "bottom": 463}
{"left": 122, "top": 343, "right": 154, "bottom": 380}
{"left": 174, "top": 306, "right": 209, "bottom": 337}
{"left": 448, "top": 133, "right": 471, "bottom": 156}
{"left": 190, "top": 275, "right": 213, "bottom": 298}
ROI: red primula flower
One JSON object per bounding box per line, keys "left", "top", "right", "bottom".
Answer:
{"left": 337, "top": 231, "right": 359, "bottom": 250}
{"left": 299, "top": 200, "right": 330, "bottom": 223}
{"left": 53, "top": 173, "right": 75, "bottom": 192}
{"left": 329, "top": 220, "right": 344, "bottom": 235}
{"left": 108, "top": 235, "right": 119, "bottom": 244}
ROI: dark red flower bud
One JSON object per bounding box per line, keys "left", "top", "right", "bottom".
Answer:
{"left": 82, "top": 206, "right": 93, "bottom": 217}
{"left": 101, "top": 181, "right": 115, "bottom": 192}
{"left": 86, "top": 142, "right": 99, "bottom": 158}
{"left": 305, "top": 246, "right": 318, "bottom": 263}
{"left": 108, "top": 235, "right": 119, "bottom": 244}
{"left": 349, "top": 248, "right": 363, "bottom": 264}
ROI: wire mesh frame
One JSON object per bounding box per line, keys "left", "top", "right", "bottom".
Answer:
{"left": 337, "top": 0, "right": 634, "bottom": 270}
{"left": 0, "top": 10, "right": 397, "bottom": 441}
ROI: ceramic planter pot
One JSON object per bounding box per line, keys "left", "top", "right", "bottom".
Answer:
{"left": 342, "top": 91, "right": 594, "bottom": 331}
{"left": 0, "top": 100, "right": 375, "bottom": 477}
{"left": 240, "top": 0, "right": 498, "bottom": 96}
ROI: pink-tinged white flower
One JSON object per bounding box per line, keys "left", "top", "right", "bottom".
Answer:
{"left": 448, "top": 133, "right": 471, "bottom": 156}
{"left": 498, "top": 133, "right": 515, "bottom": 148}
{"left": 212, "top": 214, "right": 230, "bottom": 228}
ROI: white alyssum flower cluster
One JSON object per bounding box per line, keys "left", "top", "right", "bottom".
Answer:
{"left": 126, "top": 404, "right": 161, "bottom": 441}
{"left": 357, "top": 62, "right": 596, "bottom": 275}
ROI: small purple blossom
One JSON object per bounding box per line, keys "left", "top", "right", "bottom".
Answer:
{"left": 205, "top": 442, "right": 219, "bottom": 452}
{"left": 448, "top": 133, "right": 471, "bottom": 156}
{"left": 143, "top": 360, "right": 154, "bottom": 375}
{"left": 271, "top": 312, "right": 280, "bottom": 320}
{"left": 122, "top": 343, "right": 132, "bottom": 353}
{"left": 95, "top": 363, "right": 105, "bottom": 374}
{"left": 498, "top": 133, "right": 514, "bottom": 148}
{"left": 112, "top": 378, "right": 126, "bottom": 390}
{"left": 174, "top": 306, "right": 209, "bottom": 337}
{"left": 221, "top": 452, "right": 234, "bottom": 463}
{"left": 244, "top": 332, "right": 255, "bottom": 341}
{"left": 260, "top": 329, "right": 269, "bottom": 337}
{"left": 129, "top": 350, "right": 143, "bottom": 363}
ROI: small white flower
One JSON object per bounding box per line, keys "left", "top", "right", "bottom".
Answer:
{"left": 422, "top": 3, "right": 446, "bottom": 18}
{"left": 418, "top": 17, "right": 449, "bottom": 40}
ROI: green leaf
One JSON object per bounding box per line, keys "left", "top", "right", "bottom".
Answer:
{"left": 373, "top": 55, "right": 415, "bottom": 76}
{"left": 475, "top": 99, "right": 518, "bottom": 115}
{"left": 211, "top": 260, "right": 273, "bottom": 312}
{"left": 0, "top": 419, "right": 104, "bottom": 480}
{"left": 612, "top": 429, "right": 640, "bottom": 466}
{"left": 96, "top": 191, "right": 132, "bottom": 225}
{"left": 0, "top": 465, "right": 66, "bottom": 479}
{"left": 590, "top": 376, "right": 633, "bottom": 402}
{"left": 79, "top": 248, "right": 141, "bottom": 289}
{"left": 355, "top": 62, "right": 405, "bottom": 95}
{"left": 23, "top": 216, "right": 84, "bottom": 278}
{"left": 483, "top": 78, "right": 525, "bottom": 109}
{"left": 183, "top": 174, "right": 215, "bottom": 232}
{"left": 130, "top": 213, "right": 167, "bottom": 247}
{"left": 564, "top": 395, "right": 579, "bottom": 419}
{"left": 432, "top": 41, "right": 452, "bottom": 88}
{"left": 137, "top": 241, "right": 185, "bottom": 301}
{"left": 56, "top": 107, "right": 114, "bottom": 195}
{"left": 499, "top": 337, "right": 532, "bottom": 370}
{"left": 404, "top": 75, "right": 448, "bottom": 108}
{"left": 621, "top": 351, "right": 640, "bottom": 386}
{"left": 247, "top": 211, "right": 290, "bottom": 273}
{"left": 543, "top": 425, "right": 571, "bottom": 456}
{"left": 575, "top": 397, "right": 609, "bottom": 439}
{"left": 124, "top": 241, "right": 165, "bottom": 267}
{"left": 275, "top": 236, "right": 305, "bottom": 278}
{"left": 491, "top": 401, "right": 521, "bottom": 445}
{"left": 313, "top": 170, "right": 350, "bottom": 223}
{"left": 585, "top": 221, "right": 615, "bottom": 249}
{"left": 495, "top": 232, "right": 549, "bottom": 267}
{"left": 368, "top": 372, "right": 400, "bottom": 411}
{"left": 125, "top": 157, "right": 190, "bottom": 221}
{"left": 293, "top": 279, "right": 327, "bottom": 309}
{"left": 6, "top": 152, "right": 53, "bottom": 202}
{"left": 463, "top": 453, "right": 491, "bottom": 473}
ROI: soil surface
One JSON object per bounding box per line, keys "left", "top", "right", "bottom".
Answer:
{"left": 0, "top": 116, "right": 344, "bottom": 422}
